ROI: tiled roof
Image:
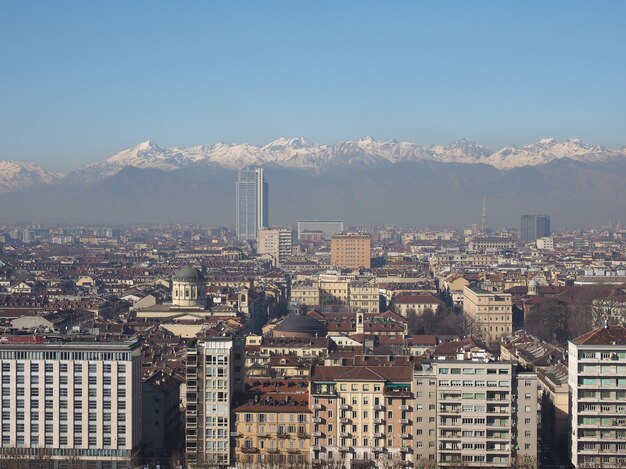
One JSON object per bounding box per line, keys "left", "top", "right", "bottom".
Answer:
{"left": 572, "top": 325, "right": 626, "bottom": 345}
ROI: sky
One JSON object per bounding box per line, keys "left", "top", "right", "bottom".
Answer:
{"left": 1, "top": 1, "right": 625, "bottom": 171}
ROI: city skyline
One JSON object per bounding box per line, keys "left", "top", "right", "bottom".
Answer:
{"left": 1, "top": 2, "right": 626, "bottom": 170}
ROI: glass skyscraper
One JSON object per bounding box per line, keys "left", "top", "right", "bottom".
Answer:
{"left": 236, "top": 167, "right": 268, "bottom": 241}
{"left": 520, "top": 214, "right": 551, "bottom": 243}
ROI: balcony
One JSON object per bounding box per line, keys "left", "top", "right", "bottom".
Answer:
{"left": 400, "top": 405, "right": 410, "bottom": 411}
{"left": 266, "top": 448, "right": 280, "bottom": 454}
{"left": 312, "top": 431, "right": 323, "bottom": 437}
{"left": 372, "top": 447, "right": 384, "bottom": 453}
{"left": 340, "top": 432, "right": 351, "bottom": 438}
{"left": 313, "top": 403, "right": 322, "bottom": 410}
{"left": 400, "top": 447, "right": 410, "bottom": 453}
{"left": 277, "top": 432, "right": 290, "bottom": 439}
{"left": 297, "top": 432, "right": 310, "bottom": 439}
{"left": 374, "top": 404, "right": 384, "bottom": 411}
{"left": 374, "top": 433, "right": 384, "bottom": 439}
{"left": 312, "top": 445, "right": 322, "bottom": 451}
{"left": 312, "top": 417, "right": 323, "bottom": 423}
{"left": 230, "top": 431, "right": 240, "bottom": 437}
{"left": 374, "top": 418, "right": 384, "bottom": 424}
{"left": 286, "top": 448, "right": 301, "bottom": 453}
{"left": 339, "top": 447, "right": 351, "bottom": 453}
{"left": 400, "top": 419, "right": 411, "bottom": 425}
{"left": 401, "top": 433, "right": 411, "bottom": 439}
{"left": 340, "top": 404, "right": 350, "bottom": 410}
{"left": 340, "top": 418, "right": 351, "bottom": 424}
{"left": 241, "top": 447, "right": 259, "bottom": 454}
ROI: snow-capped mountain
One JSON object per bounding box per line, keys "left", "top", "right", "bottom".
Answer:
{"left": 0, "top": 161, "right": 63, "bottom": 192}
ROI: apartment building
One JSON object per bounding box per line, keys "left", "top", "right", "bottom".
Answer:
{"left": 234, "top": 393, "right": 311, "bottom": 467}
{"left": 413, "top": 353, "right": 538, "bottom": 468}
{"left": 310, "top": 365, "right": 415, "bottom": 468}
{"left": 291, "top": 278, "right": 379, "bottom": 314}
{"left": 186, "top": 337, "right": 234, "bottom": 467}
{"left": 257, "top": 228, "right": 293, "bottom": 267}
{"left": 0, "top": 336, "right": 142, "bottom": 466}
{"left": 463, "top": 285, "right": 512, "bottom": 342}
{"left": 330, "top": 234, "right": 371, "bottom": 269}
{"left": 568, "top": 325, "right": 626, "bottom": 468}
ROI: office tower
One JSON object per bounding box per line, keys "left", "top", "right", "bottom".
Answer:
{"left": 413, "top": 354, "right": 538, "bottom": 467}
{"left": 520, "top": 215, "right": 551, "bottom": 243}
{"left": 297, "top": 221, "right": 344, "bottom": 240}
{"left": 568, "top": 325, "right": 626, "bottom": 469}
{"left": 0, "top": 336, "right": 142, "bottom": 466}
{"left": 330, "top": 233, "right": 371, "bottom": 269}
{"left": 256, "top": 227, "right": 293, "bottom": 267}
{"left": 186, "top": 336, "right": 234, "bottom": 467}
{"left": 463, "top": 285, "right": 513, "bottom": 342}
{"left": 236, "top": 168, "right": 268, "bottom": 242}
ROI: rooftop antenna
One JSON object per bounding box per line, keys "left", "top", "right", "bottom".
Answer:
{"left": 481, "top": 195, "right": 487, "bottom": 234}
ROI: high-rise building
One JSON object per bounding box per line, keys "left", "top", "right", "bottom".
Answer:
{"left": 568, "top": 325, "right": 626, "bottom": 469}
{"left": 256, "top": 227, "right": 293, "bottom": 267}
{"left": 520, "top": 215, "right": 551, "bottom": 243}
{"left": 185, "top": 336, "right": 234, "bottom": 467}
{"left": 330, "top": 233, "right": 371, "bottom": 269}
{"left": 236, "top": 168, "right": 268, "bottom": 242}
{"left": 463, "top": 285, "right": 513, "bottom": 343}
{"left": 0, "top": 336, "right": 142, "bottom": 466}
{"left": 297, "top": 221, "right": 344, "bottom": 240}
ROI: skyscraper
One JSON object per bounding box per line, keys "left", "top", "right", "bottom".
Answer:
{"left": 520, "top": 214, "right": 551, "bottom": 243}
{"left": 236, "top": 168, "right": 268, "bottom": 241}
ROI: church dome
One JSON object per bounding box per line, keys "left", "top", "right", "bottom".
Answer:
{"left": 173, "top": 266, "right": 204, "bottom": 282}
{"left": 273, "top": 313, "right": 327, "bottom": 338}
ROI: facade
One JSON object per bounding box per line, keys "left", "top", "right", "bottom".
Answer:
{"left": 347, "top": 281, "right": 380, "bottom": 314}
{"left": 413, "top": 355, "right": 538, "bottom": 468}
{"left": 392, "top": 293, "right": 444, "bottom": 318}
{"left": 0, "top": 337, "right": 142, "bottom": 466}
{"left": 310, "top": 365, "right": 415, "bottom": 468}
{"left": 520, "top": 215, "right": 551, "bottom": 244}
{"left": 234, "top": 394, "right": 311, "bottom": 467}
{"left": 172, "top": 266, "right": 205, "bottom": 308}
{"left": 237, "top": 167, "right": 268, "bottom": 242}
{"left": 463, "top": 285, "right": 512, "bottom": 343}
{"left": 330, "top": 234, "right": 371, "bottom": 269}
{"left": 536, "top": 237, "right": 554, "bottom": 251}
{"left": 186, "top": 337, "right": 234, "bottom": 467}
{"left": 568, "top": 325, "right": 626, "bottom": 468}
{"left": 297, "top": 221, "right": 344, "bottom": 240}
{"left": 257, "top": 228, "right": 293, "bottom": 267}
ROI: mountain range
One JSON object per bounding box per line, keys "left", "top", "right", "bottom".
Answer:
{"left": 1, "top": 137, "right": 625, "bottom": 228}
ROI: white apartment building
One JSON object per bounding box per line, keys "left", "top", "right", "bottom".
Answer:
{"left": 568, "top": 325, "right": 626, "bottom": 468}
{"left": 0, "top": 337, "right": 142, "bottom": 466}
{"left": 186, "top": 336, "right": 234, "bottom": 467}
{"left": 463, "top": 285, "right": 512, "bottom": 343}
{"left": 413, "top": 353, "right": 538, "bottom": 468}
{"left": 257, "top": 228, "right": 293, "bottom": 267}
{"left": 536, "top": 237, "right": 554, "bottom": 251}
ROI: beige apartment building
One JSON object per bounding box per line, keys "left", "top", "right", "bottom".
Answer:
{"left": 234, "top": 394, "right": 311, "bottom": 467}
{"left": 310, "top": 365, "right": 415, "bottom": 467}
{"left": 568, "top": 325, "right": 626, "bottom": 468}
{"left": 330, "top": 234, "right": 371, "bottom": 269}
{"left": 257, "top": 228, "right": 293, "bottom": 267}
{"left": 463, "top": 285, "right": 513, "bottom": 342}
{"left": 291, "top": 277, "right": 379, "bottom": 313}
{"left": 0, "top": 337, "right": 142, "bottom": 466}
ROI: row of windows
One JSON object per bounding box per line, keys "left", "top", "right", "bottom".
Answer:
{"left": 0, "top": 352, "right": 131, "bottom": 361}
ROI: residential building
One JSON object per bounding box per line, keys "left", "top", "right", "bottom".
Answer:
{"left": 237, "top": 167, "right": 268, "bottom": 242}
{"left": 297, "top": 221, "right": 344, "bottom": 240}
{"left": 463, "top": 285, "right": 513, "bottom": 342}
{"left": 186, "top": 336, "right": 234, "bottom": 467}
{"left": 568, "top": 325, "right": 626, "bottom": 468}
{"left": 257, "top": 228, "right": 293, "bottom": 267}
{"left": 0, "top": 336, "right": 142, "bottom": 466}
{"left": 520, "top": 215, "right": 551, "bottom": 244}
{"left": 330, "top": 234, "right": 371, "bottom": 269}
{"left": 536, "top": 237, "right": 554, "bottom": 251}
{"left": 392, "top": 293, "right": 444, "bottom": 318}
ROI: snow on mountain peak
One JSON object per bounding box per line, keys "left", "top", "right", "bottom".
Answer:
{"left": 0, "top": 160, "right": 63, "bottom": 192}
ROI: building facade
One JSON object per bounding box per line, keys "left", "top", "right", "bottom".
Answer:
{"left": 568, "top": 325, "right": 626, "bottom": 468}
{"left": 330, "top": 234, "right": 371, "bottom": 269}
{"left": 297, "top": 221, "right": 344, "bottom": 240}
{"left": 186, "top": 337, "right": 234, "bottom": 467}
{"left": 520, "top": 215, "right": 551, "bottom": 244}
{"left": 257, "top": 228, "right": 293, "bottom": 267}
{"left": 463, "top": 286, "right": 513, "bottom": 343}
{"left": 237, "top": 167, "right": 268, "bottom": 242}
{"left": 0, "top": 337, "right": 142, "bottom": 466}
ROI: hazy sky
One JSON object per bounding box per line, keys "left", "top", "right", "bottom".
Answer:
{"left": 1, "top": 1, "right": 625, "bottom": 171}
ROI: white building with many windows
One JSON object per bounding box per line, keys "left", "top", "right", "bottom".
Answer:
{"left": 0, "top": 336, "right": 142, "bottom": 467}
{"left": 568, "top": 325, "right": 626, "bottom": 468}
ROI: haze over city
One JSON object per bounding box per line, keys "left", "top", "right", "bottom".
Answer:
{"left": 1, "top": 4, "right": 626, "bottom": 469}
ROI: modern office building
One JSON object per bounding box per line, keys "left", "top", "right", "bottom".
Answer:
{"left": 0, "top": 336, "right": 142, "bottom": 466}
{"left": 236, "top": 168, "right": 268, "bottom": 242}
{"left": 330, "top": 233, "right": 371, "bottom": 269}
{"left": 568, "top": 325, "right": 626, "bottom": 468}
{"left": 463, "top": 285, "right": 513, "bottom": 343}
{"left": 185, "top": 336, "right": 234, "bottom": 467}
{"left": 520, "top": 215, "right": 551, "bottom": 244}
{"left": 257, "top": 227, "right": 293, "bottom": 267}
